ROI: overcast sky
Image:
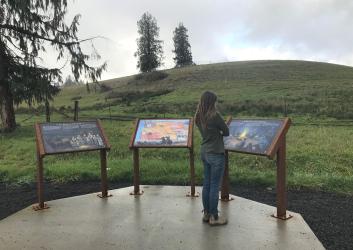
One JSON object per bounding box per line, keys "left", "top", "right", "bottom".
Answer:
{"left": 45, "top": 0, "right": 353, "bottom": 81}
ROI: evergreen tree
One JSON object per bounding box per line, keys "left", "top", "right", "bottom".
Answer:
{"left": 64, "top": 75, "right": 75, "bottom": 86}
{"left": 134, "top": 12, "right": 163, "bottom": 72}
{"left": 0, "top": 0, "right": 106, "bottom": 131}
{"left": 173, "top": 23, "right": 193, "bottom": 67}
{"left": 86, "top": 82, "right": 90, "bottom": 93}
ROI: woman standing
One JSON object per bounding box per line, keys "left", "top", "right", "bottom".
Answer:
{"left": 195, "top": 91, "right": 229, "bottom": 226}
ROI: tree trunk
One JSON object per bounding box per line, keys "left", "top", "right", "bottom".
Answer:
{"left": 0, "top": 39, "right": 16, "bottom": 132}
{"left": 0, "top": 82, "right": 16, "bottom": 132}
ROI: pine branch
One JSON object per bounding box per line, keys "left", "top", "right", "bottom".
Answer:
{"left": 0, "top": 23, "right": 102, "bottom": 47}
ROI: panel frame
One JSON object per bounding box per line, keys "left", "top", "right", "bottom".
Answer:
{"left": 35, "top": 120, "right": 110, "bottom": 157}
{"left": 129, "top": 117, "right": 197, "bottom": 197}
{"left": 224, "top": 117, "right": 291, "bottom": 159}
{"left": 34, "top": 119, "right": 112, "bottom": 210}
{"left": 129, "top": 118, "right": 193, "bottom": 149}
{"left": 222, "top": 117, "right": 292, "bottom": 219}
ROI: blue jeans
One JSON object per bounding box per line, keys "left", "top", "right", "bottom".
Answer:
{"left": 201, "top": 151, "right": 225, "bottom": 217}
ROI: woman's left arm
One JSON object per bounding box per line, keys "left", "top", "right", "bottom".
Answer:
{"left": 216, "top": 113, "right": 229, "bottom": 136}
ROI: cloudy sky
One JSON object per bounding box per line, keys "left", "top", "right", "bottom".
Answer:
{"left": 47, "top": 0, "right": 353, "bottom": 81}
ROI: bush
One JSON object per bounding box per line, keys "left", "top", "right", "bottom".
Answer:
{"left": 134, "top": 73, "right": 144, "bottom": 81}
{"left": 134, "top": 71, "right": 168, "bottom": 82}
{"left": 36, "top": 104, "right": 45, "bottom": 113}
{"left": 132, "top": 101, "right": 197, "bottom": 115}
{"left": 100, "top": 84, "right": 113, "bottom": 93}
{"left": 105, "top": 89, "right": 173, "bottom": 104}
{"left": 15, "top": 107, "right": 32, "bottom": 114}
{"left": 58, "top": 106, "right": 66, "bottom": 111}
{"left": 71, "top": 96, "right": 82, "bottom": 101}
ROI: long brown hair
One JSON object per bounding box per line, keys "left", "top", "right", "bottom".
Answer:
{"left": 194, "top": 91, "right": 217, "bottom": 129}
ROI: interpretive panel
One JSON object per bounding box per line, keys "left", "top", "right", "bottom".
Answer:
{"left": 224, "top": 119, "right": 285, "bottom": 156}
{"left": 132, "top": 119, "right": 190, "bottom": 147}
{"left": 39, "top": 121, "right": 107, "bottom": 154}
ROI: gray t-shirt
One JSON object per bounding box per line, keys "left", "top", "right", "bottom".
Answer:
{"left": 196, "top": 112, "right": 229, "bottom": 154}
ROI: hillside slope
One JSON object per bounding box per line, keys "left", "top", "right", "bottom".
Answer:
{"left": 53, "top": 60, "right": 353, "bottom": 119}
{"left": 2, "top": 60, "right": 352, "bottom": 194}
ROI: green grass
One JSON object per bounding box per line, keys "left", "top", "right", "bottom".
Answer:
{"left": 1, "top": 117, "right": 353, "bottom": 194}
{"left": 17, "top": 60, "right": 353, "bottom": 118}
{"left": 2, "top": 60, "right": 353, "bottom": 194}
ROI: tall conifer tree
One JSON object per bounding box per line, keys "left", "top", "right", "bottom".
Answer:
{"left": 135, "top": 12, "right": 163, "bottom": 72}
{"left": 0, "top": 0, "right": 106, "bottom": 131}
{"left": 173, "top": 23, "right": 193, "bottom": 67}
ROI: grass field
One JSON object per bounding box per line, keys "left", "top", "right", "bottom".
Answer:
{"left": 52, "top": 60, "right": 353, "bottom": 119}
{"left": 1, "top": 60, "right": 353, "bottom": 194}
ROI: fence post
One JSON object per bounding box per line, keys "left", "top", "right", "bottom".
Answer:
{"left": 45, "top": 99, "right": 50, "bottom": 122}
{"left": 86, "top": 82, "right": 90, "bottom": 93}
{"left": 74, "top": 100, "right": 79, "bottom": 121}
{"left": 109, "top": 102, "right": 112, "bottom": 121}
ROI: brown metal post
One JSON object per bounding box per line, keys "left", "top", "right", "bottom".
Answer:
{"left": 33, "top": 153, "right": 49, "bottom": 210}
{"left": 187, "top": 147, "right": 198, "bottom": 197}
{"left": 131, "top": 148, "right": 143, "bottom": 195}
{"left": 37, "top": 154, "right": 44, "bottom": 208}
{"left": 221, "top": 150, "right": 233, "bottom": 201}
{"left": 98, "top": 149, "right": 111, "bottom": 198}
{"left": 273, "top": 136, "right": 292, "bottom": 220}
{"left": 186, "top": 118, "right": 198, "bottom": 197}
{"left": 74, "top": 100, "right": 79, "bottom": 121}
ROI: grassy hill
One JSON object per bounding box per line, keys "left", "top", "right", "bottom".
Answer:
{"left": 2, "top": 60, "right": 353, "bottom": 194}
{"left": 51, "top": 60, "right": 353, "bottom": 120}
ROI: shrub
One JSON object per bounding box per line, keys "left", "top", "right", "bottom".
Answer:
{"left": 100, "top": 84, "right": 113, "bottom": 93}
{"left": 15, "top": 107, "right": 32, "bottom": 114}
{"left": 71, "top": 96, "right": 82, "bottom": 101}
{"left": 58, "top": 106, "right": 66, "bottom": 111}
{"left": 134, "top": 71, "right": 168, "bottom": 82}
{"left": 105, "top": 89, "right": 173, "bottom": 104}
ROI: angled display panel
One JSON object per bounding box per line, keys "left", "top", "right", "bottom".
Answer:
{"left": 224, "top": 119, "right": 286, "bottom": 156}
{"left": 34, "top": 120, "right": 111, "bottom": 210}
{"left": 39, "top": 121, "right": 108, "bottom": 155}
{"left": 132, "top": 119, "right": 191, "bottom": 148}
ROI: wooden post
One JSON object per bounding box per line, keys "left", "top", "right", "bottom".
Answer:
{"left": 109, "top": 103, "right": 112, "bottom": 121}
{"left": 74, "top": 100, "right": 79, "bottom": 121}
{"left": 97, "top": 149, "right": 111, "bottom": 198}
{"left": 221, "top": 150, "right": 233, "bottom": 201}
{"left": 131, "top": 148, "right": 143, "bottom": 195}
{"left": 45, "top": 99, "right": 50, "bottom": 122}
{"left": 273, "top": 136, "right": 292, "bottom": 220}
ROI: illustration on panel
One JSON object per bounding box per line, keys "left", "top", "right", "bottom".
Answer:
{"left": 224, "top": 119, "right": 283, "bottom": 155}
{"left": 40, "top": 122, "right": 106, "bottom": 154}
{"left": 134, "top": 119, "right": 190, "bottom": 147}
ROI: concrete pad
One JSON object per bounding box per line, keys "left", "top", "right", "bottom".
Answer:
{"left": 0, "top": 185, "right": 324, "bottom": 250}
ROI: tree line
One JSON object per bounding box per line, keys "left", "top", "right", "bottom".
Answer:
{"left": 135, "top": 12, "right": 193, "bottom": 72}
{"left": 0, "top": 2, "right": 193, "bottom": 132}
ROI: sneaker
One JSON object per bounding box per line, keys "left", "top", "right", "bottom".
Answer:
{"left": 202, "top": 212, "right": 210, "bottom": 223}
{"left": 209, "top": 214, "right": 227, "bottom": 226}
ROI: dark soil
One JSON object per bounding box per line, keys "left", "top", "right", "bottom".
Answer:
{"left": 1, "top": 181, "right": 352, "bottom": 250}
{"left": 229, "top": 185, "right": 353, "bottom": 250}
